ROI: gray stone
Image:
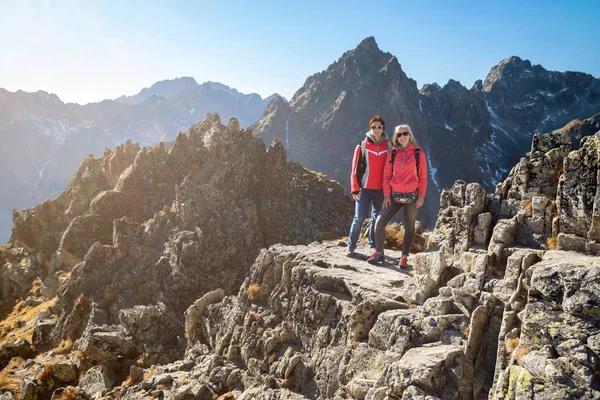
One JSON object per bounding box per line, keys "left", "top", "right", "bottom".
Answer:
{"left": 51, "top": 362, "right": 77, "bottom": 382}
{"left": 387, "top": 345, "right": 464, "bottom": 397}
{"left": 532, "top": 196, "right": 549, "bottom": 219}
{"left": 20, "top": 379, "right": 39, "bottom": 400}
{"left": 557, "top": 232, "right": 587, "bottom": 253}
{"left": 346, "top": 378, "right": 375, "bottom": 400}
{"left": 473, "top": 212, "right": 493, "bottom": 246}
{"left": 411, "top": 250, "right": 448, "bottom": 284}
{"left": 78, "top": 365, "right": 116, "bottom": 396}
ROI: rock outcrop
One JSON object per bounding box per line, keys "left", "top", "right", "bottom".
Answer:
{"left": 0, "top": 113, "right": 353, "bottom": 398}
{"left": 0, "top": 81, "right": 279, "bottom": 243}
{"left": 97, "top": 121, "right": 600, "bottom": 399}
{"left": 2, "top": 113, "right": 600, "bottom": 399}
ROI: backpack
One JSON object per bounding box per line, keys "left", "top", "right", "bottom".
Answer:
{"left": 356, "top": 139, "right": 392, "bottom": 188}
{"left": 390, "top": 147, "right": 420, "bottom": 176}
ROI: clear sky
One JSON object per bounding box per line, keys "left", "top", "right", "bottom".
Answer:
{"left": 1, "top": 0, "right": 599, "bottom": 104}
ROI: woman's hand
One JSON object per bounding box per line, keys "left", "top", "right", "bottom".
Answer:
{"left": 382, "top": 196, "right": 391, "bottom": 209}
{"left": 352, "top": 193, "right": 360, "bottom": 201}
{"left": 416, "top": 196, "right": 424, "bottom": 209}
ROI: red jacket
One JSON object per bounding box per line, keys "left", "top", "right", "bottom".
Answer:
{"left": 383, "top": 145, "right": 428, "bottom": 197}
{"left": 350, "top": 135, "right": 390, "bottom": 194}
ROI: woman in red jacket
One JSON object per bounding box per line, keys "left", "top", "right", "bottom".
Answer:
{"left": 347, "top": 115, "right": 390, "bottom": 256}
{"left": 368, "top": 124, "right": 427, "bottom": 268}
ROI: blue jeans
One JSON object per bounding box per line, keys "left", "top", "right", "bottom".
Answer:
{"left": 348, "top": 188, "right": 384, "bottom": 249}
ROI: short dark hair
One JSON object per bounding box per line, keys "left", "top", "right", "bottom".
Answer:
{"left": 369, "top": 115, "right": 385, "bottom": 130}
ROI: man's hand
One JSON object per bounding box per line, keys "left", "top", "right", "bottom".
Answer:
{"left": 383, "top": 196, "right": 391, "bottom": 209}
{"left": 352, "top": 193, "right": 360, "bottom": 201}
{"left": 416, "top": 196, "right": 424, "bottom": 209}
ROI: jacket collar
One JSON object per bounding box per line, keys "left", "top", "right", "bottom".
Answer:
{"left": 365, "top": 131, "right": 388, "bottom": 145}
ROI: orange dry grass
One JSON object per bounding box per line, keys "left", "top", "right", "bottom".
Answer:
{"left": 563, "top": 118, "right": 584, "bottom": 131}
{"left": 384, "top": 225, "right": 404, "bottom": 249}
{"left": 124, "top": 375, "right": 135, "bottom": 386}
{"left": 0, "top": 358, "right": 26, "bottom": 399}
{"left": 506, "top": 337, "right": 520, "bottom": 354}
{"left": 30, "top": 278, "right": 43, "bottom": 297}
{"left": 248, "top": 311, "right": 260, "bottom": 320}
{"left": 524, "top": 201, "right": 533, "bottom": 210}
{"left": 0, "top": 375, "right": 21, "bottom": 397}
{"left": 143, "top": 369, "right": 157, "bottom": 380}
{"left": 55, "top": 387, "right": 83, "bottom": 400}
{"left": 57, "top": 270, "right": 71, "bottom": 279}
{"left": 37, "top": 362, "right": 53, "bottom": 381}
{"left": 516, "top": 346, "right": 532, "bottom": 363}
{"left": 0, "top": 298, "right": 55, "bottom": 345}
{"left": 546, "top": 236, "right": 558, "bottom": 250}
{"left": 268, "top": 352, "right": 278, "bottom": 365}
{"left": 463, "top": 326, "right": 471, "bottom": 337}
{"left": 282, "top": 375, "right": 296, "bottom": 389}
{"left": 248, "top": 283, "right": 261, "bottom": 301}
{"left": 554, "top": 160, "right": 564, "bottom": 181}
{"left": 384, "top": 225, "right": 425, "bottom": 253}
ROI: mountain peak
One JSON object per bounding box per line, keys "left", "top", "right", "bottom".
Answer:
{"left": 497, "top": 55, "right": 531, "bottom": 69}
{"left": 483, "top": 56, "right": 535, "bottom": 92}
{"left": 356, "top": 36, "right": 378, "bottom": 51}
{"left": 116, "top": 77, "right": 200, "bottom": 105}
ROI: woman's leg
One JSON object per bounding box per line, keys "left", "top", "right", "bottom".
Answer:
{"left": 348, "top": 189, "right": 372, "bottom": 248}
{"left": 368, "top": 190, "right": 384, "bottom": 248}
{"left": 374, "top": 201, "right": 402, "bottom": 252}
{"left": 402, "top": 201, "right": 418, "bottom": 255}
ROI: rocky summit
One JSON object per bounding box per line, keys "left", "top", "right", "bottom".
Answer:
{"left": 0, "top": 112, "right": 599, "bottom": 399}
{"left": 253, "top": 37, "right": 600, "bottom": 228}
{"left": 0, "top": 113, "right": 352, "bottom": 399}
{"left": 0, "top": 81, "right": 278, "bottom": 243}
{"left": 92, "top": 120, "right": 600, "bottom": 399}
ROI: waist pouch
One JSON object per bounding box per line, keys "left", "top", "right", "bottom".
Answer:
{"left": 392, "top": 190, "right": 418, "bottom": 204}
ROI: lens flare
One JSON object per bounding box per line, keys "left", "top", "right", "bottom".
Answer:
{"left": 190, "top": 108, "right": 196, "bottom": 115}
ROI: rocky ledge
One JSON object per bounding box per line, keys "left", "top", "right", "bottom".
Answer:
{"left": 86, "top": 241, "right": 599, "bottom": 400}
{"left": 1, "top": 115, "right": 599, "bottom": 399}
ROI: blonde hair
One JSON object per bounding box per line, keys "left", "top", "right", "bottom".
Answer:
{"left": 392, "top": 124, "right": 419, "bottom": 147}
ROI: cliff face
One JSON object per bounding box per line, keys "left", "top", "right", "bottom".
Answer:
{"left": 1, "top": 115, "right": 600, "bottom": 399}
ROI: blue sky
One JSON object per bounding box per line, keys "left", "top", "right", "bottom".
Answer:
{"left": 1, "top": 0, "right": 599, "bottom": 104}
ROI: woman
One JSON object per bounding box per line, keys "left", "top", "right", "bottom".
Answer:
{"left": 347, "top": 115, "right": 390, "bottom": 256}
{"left": 367, "top": 124, "right": 427, "bottom": 268}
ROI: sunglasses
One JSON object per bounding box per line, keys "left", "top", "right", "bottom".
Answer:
{"left": 370, "top": 125, "right": 384, "bottom": 130}
{"left": 397, "top": 131, "right": 410, "bottom": 137}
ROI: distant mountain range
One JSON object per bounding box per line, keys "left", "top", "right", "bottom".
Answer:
{"left": 0, "top": 79, "right": 278, "bottom": 242}
{"left": 3, "top": 37, "right": 600, "bottom": 241}
{"left": 254, "top": 37, "right": 600, "bottom": 226}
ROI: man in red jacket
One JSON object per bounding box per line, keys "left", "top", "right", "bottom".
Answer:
{"left": 347, "top": 115, "right": 390, "bottom": 256}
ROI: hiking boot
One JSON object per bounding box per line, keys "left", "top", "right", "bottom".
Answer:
{"left": 398, "top": 255, "right": 409, "bottom": 270}
{"left": 367, "top": 251, "right": 384, "bottom": 265}
{"left": 346, "top": 246, "right": 356, "bottom": 257}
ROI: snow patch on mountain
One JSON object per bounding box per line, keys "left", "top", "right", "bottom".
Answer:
{"left": 426, "top": 150, "right": 440, "bottom": 191}
{"left": 23, "top": 111, "right": 80, "bottom": 144}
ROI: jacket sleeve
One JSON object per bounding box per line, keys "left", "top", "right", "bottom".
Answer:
{"left": 417, "top": 147, "right": 428, "bottom": 197}
{"left": 350, "top": 145, "right": 361, "bottom": 194}
{"left": 383, "top": 149, "right": 393, "bottom": 197}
